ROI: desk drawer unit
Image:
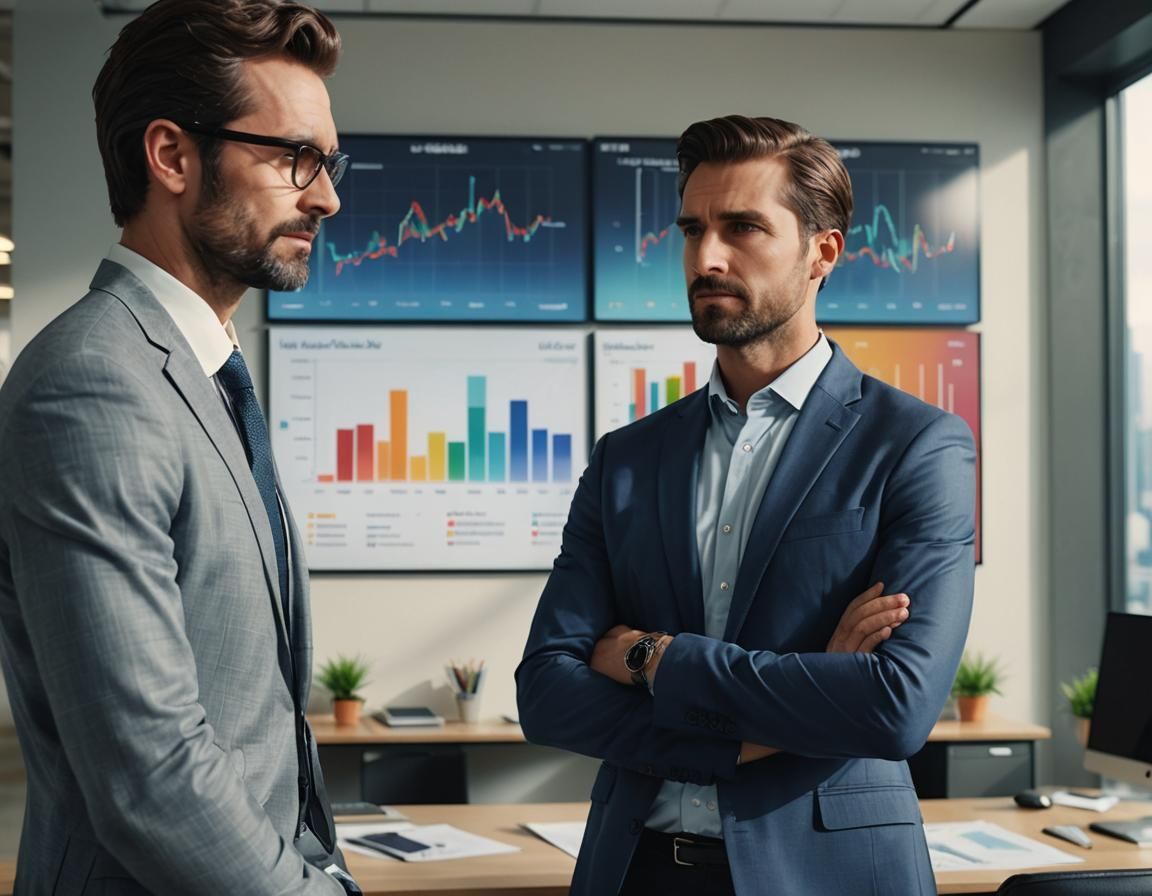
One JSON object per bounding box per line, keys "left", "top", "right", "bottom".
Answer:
{"left": 908, "top": 741, "right": 1034, "bottom": 798}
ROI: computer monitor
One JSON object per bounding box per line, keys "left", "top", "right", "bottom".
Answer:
{"left": 1084, "top": 612, "right": 1152, "bottom": 785}
{"left": 1083, "top": 612, "right": 1152, "bottom": 844}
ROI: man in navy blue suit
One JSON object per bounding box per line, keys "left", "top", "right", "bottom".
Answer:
{"left": 517, "top": 115, "right": 976, "bottom": 896}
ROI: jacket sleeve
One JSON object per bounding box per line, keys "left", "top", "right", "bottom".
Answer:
{"left": 516, "top": 434, "right": 741, "bottom": 785}
{"left": 0, "top": 353, "right": 342, "bottom": 895}
{"left": 651, "top": 412, "right": 977, "bottom": 761}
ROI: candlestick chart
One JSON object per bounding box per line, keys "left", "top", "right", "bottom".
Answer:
{"left": 268, "top": 136, "right": 588, "bottom": 321}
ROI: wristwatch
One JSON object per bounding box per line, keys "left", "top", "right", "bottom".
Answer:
{"left": 624, "top": 632, "right": 667, "bottom": 688}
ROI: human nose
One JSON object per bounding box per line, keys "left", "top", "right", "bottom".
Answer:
{"left": 685, "top": 230, "right": 729, "bottom": 276}
{"left": 301, "top": 166, "right": 341, "bottom": 218}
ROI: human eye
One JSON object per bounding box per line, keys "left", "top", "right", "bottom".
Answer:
{"left": 729, "top": 220, "right": 761, "bottom": 234}
{"left": 679, "top": 223, "right": 703, "bottom": 238}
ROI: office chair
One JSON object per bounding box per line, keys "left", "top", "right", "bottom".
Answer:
{"left": 360, "top": 749, "right": 469, "bottom": 804}
{"left": 996, "top": 869, "right": 1152, "bottom": 894}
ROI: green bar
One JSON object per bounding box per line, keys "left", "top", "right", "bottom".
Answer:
{"left": 468, "top": 407, "right": 486, "bottom": 481}
{"left": 488, "top": 432, "right": 506, "bottom": 481}
{"left": 448, "top": 442, "right": 467, "bottom": 481}
{"left": 665, "top": 376, "right": 682, "bottom": 404}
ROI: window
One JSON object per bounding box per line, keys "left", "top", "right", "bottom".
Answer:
{"left": 1120, "top": 72, "right": 1152, "bottom": 614}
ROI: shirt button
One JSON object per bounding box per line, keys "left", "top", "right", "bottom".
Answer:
{"left": 722, "top": 524, "right": 732, "bottom": 534}
{"left": 707, "top": 801, "right": 717, "bottom": 811}
{"left": 720, "top": 581, "right": 729, "bottom": 591}
{"left": 742, "top": 443, "right": 752, "bottom": 453}
{"left": 692, "top": 799, "right": 702, "bottom": 807}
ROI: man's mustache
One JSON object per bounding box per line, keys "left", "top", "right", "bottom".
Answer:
{"left": 689, "top": 276, "right": 750, "bottom": 302}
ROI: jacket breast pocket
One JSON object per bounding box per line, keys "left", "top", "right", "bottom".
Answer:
{"left": 815, "top": 784, "right": 922, "bottom": 831}
{"left": 780, "top": 507, "right": 865, "bottom": 544}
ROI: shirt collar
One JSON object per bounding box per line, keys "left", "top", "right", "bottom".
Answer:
{"left": 106, "top": 244, "right": 239, "bottom": 377}
{"left": 707, "top": 332, "right": 833, "bottom": 417}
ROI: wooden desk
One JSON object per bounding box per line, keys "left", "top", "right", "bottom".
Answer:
{"left": 0, "top": 794, "right": 1146, "bottom": 895}
{"left": 311, "top": 712, "right": 1053, "bottom": 801}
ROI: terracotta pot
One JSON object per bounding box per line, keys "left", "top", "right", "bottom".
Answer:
{"left": 333, "top": 698, "right": 363, "bottom": 726}
{"left": 957, "top": 694, "right": 989, "bottom": 723}
{"left": 1075, "top": 717, "right": 1091, "bottom": 748}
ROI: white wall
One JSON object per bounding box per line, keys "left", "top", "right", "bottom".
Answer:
{"left": 10, "top": 4, "right": 1046, "bottom": 738}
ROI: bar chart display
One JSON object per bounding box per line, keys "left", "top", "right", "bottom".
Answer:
{"left": 268, "top": 136, "right": 589, "bottom": 322}
{"left": 269, "top": 327, "right": 588, "bottom": 570}
{"left": 819, "top": 142, "right": 980, "bottom": 324}
{"left": 593, "top": 138, "right": 686, "bottom": 321}
{"left": 826, "top": 327, "right": 982, "bottom": 560}
{"left": 593, "top": 329, "right": 717, "bottom": 436}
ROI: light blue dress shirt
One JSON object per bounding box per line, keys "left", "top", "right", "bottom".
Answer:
{"left": 645, "top": 333, "right": 833, "bottom": 837}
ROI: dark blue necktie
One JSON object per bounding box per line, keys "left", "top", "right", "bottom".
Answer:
{"left": 216, "top": 350, "right": 290, "bottom": 630}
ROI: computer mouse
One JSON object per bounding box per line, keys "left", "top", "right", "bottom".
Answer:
{"left": 1014, "top": 789, "right": 1052, "bottom": 809}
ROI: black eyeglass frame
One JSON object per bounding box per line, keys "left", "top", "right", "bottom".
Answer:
{"left": 176, "top": 122, "right": 349, "bottom": 189}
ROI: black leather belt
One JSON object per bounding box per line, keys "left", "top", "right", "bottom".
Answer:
{"left": 638, "top": 828, "right": 729, "bottom": 867}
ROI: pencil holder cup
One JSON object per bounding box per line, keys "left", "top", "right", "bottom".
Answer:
{"left": 456, "top": 692, "right": 481, "bottom": 723}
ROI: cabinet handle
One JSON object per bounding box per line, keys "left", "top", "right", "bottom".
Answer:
{"left": 988, "top": 746, "right": 1013, "bottom": 757}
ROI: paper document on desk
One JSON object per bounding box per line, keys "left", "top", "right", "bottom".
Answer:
{"left": 521, "top": 821, "right": 585, "bottom": 858}
{"left": 925, "top": 821, "right": 1084, "bottom": 871}
{"left": 342, "top": 823, "right": 520, "bottom": 862}
{"left": 336, "top": 820, "right": 417, "bottom": 860}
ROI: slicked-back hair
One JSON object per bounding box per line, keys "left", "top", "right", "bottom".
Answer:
{"left": 676, "top": 115, "right": 853, "bottom": 239}
{"left": 93, "top": 0, "right": 341, "bottom": 226}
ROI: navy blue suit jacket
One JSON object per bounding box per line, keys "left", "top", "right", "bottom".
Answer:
{"left": 516, "top": 343, "right": 977, "bottom": 896}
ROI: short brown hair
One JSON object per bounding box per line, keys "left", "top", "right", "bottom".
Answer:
{"left": 93, "top": 0, "right": 342, "bottom": 226}
{"left": 677, "top": 115, "right": 853, "bottom": 238}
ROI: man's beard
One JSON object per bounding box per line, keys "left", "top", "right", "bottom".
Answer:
{"left": 687, "top": 264, "right": 809, "bottom": 348}
{"left": 190, "top": 173, "right": 319, "bottom": 292}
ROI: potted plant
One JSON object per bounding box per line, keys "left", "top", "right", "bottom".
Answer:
{"left": 316, "top": 654, "right": 372, "bottom": 725}
{"left": 951, "top": 652, "right": 1003, "bottom": 722}
{"left": 1060, "top": 667, "right": 1097, "bottom": 747}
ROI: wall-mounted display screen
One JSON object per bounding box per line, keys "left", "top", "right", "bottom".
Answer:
{"left": 269, "top": 136, "right": 589, "bottom": 322}
{"left": 592, "top": 138, "right": 686, "bottom": 321}
{"left": 590, "top": 139, "right": 979, "bottom": 325}
{"left": 826, "top": 327, "right": 982, "bottom": 561}
{"left": 269, "top": 326, "right": 588, "bottom": 571}
{"left": 821, "top": 142, "right": 980, "bottom": 324}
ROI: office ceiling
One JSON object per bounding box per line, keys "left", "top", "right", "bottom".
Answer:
{"left": 95, "top": 0, "right": 1071, "bottom": 30}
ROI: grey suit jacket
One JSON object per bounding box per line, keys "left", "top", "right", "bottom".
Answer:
{"left": 0, "top": 261, "right": 343, "bottom": 894}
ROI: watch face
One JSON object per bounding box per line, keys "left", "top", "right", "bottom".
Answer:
{"left": 625, "top": 638, "right": 652, "bottom": 672}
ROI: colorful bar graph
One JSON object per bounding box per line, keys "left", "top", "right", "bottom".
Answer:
{"left": 633, "top": 369, "right": 647, "bottom": 418}
{"left": 683, "top": 361, "right": 697, "bottom": 394}
{"left": 319, "top": 378, "right": 574, "bottom": 485}
{"left": 665, "top": 376, "right": 681, "bottom": 404}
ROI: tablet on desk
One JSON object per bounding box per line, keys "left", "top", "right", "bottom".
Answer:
{"left": 376, "top": 706, "right": 445, "bottom": 727}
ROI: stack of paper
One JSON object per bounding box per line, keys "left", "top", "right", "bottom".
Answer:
{"left": 925, "top": 821, "right": 1084, "bottom": 872}
{"left": 521, "top": 821, "right": 585, "bottom": 858}
{"left": 339, "top": 823, "right": 519, "bottom": 862}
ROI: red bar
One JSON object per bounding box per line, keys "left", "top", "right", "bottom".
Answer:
{"left": 336, "top": 429, "right": 354, "bottom": 481}
{"left": 684, "top": 361, "right": 697, "bottom": 395}
{"left": 356, "top": 424, "right": 374, "bottom": 482}
{"left": 632, "top": 369, "right": 646, "bottom": 417}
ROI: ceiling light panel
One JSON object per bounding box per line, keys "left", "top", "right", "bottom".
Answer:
{"left": 366, "top": 0, "right": 535, "bottom": 13}
{"left": 538, "top": 0, "right": 722, "bottom": 19}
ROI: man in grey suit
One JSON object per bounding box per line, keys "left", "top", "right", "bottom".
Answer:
{"left": 0, "top": 1, "right": 359, "bottom": 892}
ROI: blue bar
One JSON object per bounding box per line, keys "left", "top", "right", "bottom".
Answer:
{"left": 628, "top": 403, "right": 636, "bottom": 423}
{"left": 510, "top": 400, "right": 528, "bottom": 481}
{"left": 650, "top": 382, "right": 660, "bottom": 413}
{"left": 488, "top": 432, "right": 506, "bottom": 482}
{"left": 531, "top": 429, "right": 548, "bottom": 482}
{"left": 468, "top": 375, "right": 486, "bottom": 482}
{"left": 552, "top": 434, "right": 572, "bottom": 482}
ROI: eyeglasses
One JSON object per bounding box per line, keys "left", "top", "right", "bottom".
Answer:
{"left": 177, "top": 123, "right": 349, "bottom": 190}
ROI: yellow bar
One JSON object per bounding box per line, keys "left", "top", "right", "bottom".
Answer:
{"left": 428, "top": 432, "right": 447, "bottom": 481}
{"left": 377, "top": 441, "right": 390, "bottom": 481}
{"left": 390, "top": 390, "right": 408, "bottom": 481}
{"left": 410, "top": 456, "right": 428, "bottom": 481}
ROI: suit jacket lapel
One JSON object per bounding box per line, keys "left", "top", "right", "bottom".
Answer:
{"left": 722, "top": 346, "right": 862, "bottom": 643}
{"left": 90, "top": 261, "right": 293, "bottom": 653}
{"left": 657, "top": 391, "right": 710, "bottom": 635}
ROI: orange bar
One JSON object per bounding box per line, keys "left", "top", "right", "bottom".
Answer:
{"left": 356, "top": 424, "right": 374, "bottom": 481}
{"left": 633, "top": 368, "right": 646, "bottom": 417}
{"left": 410, "top": 456, "right": 428, "bottom": 481}
{"left": 684, "top": 361, "right": 697, "bottom": 394}
{"left": 390, "top": 390, "right": 408, "bottom": 481}
{"left": 318, "top": 474, "right": 335, "bottom": 483}
{"left": 377, "top": 441, "right": 390, "bottom": 481}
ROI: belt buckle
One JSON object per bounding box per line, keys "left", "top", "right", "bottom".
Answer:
{"left": 673, "top": 836, "right": 695, "bottom": 866}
